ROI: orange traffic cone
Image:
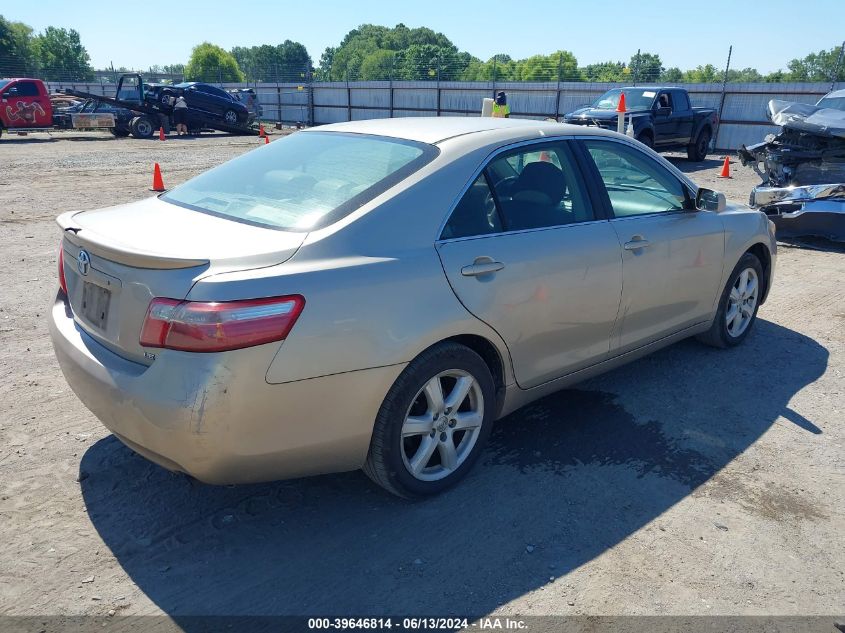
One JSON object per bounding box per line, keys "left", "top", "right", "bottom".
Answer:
{"left": 616, "top": 92, "right": 627, "bottom": 113}
{"left": 718, "top": 155, "right": 732, "bottom": 178}
{"left": 151, "top": 163, "right": 165, "bottom": 191}
{"left": 539, "top": 150, "right": 550, "bottom": 162}
{"left": 159, "top": 127, "right": 166, "bottom": 141}
{"left": 259, "top": 124, "right": 265, "bottom": 138}
{"left": 264, "top": 135, "right": 270, "bottom": 145}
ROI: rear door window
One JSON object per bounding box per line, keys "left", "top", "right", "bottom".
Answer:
{"left": 488, "top": 142, "right": 594, "bottom": 231}
{"left": 441, "top": 141, "right": 595, "bottom": 239}
{"left": 441, "top": 174, "right": 502, "bottom": 239}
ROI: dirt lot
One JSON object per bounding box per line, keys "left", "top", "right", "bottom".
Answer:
{"left": 0, "top": 131, "right": 843, "bottom": 624}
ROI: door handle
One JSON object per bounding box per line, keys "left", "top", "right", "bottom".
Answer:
{"left": 461, "top": 257, "right": 505, "bottom": 277}
{"left": 623, "top": 238, "right": 651, "bottom": 251}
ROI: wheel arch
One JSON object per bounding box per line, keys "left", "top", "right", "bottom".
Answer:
{"left": 745, "top": 242, "right": 773, "bottom": 304}
{"left": 418, "top": 334, "right": 509, "bottom": 419}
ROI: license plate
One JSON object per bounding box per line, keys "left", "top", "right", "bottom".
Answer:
{"left": 82, "top": 282, "right": 111, "bottom": 330}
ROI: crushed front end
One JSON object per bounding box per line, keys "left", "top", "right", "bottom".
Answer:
{"left": 738, "top": 99, "right": 845, "bottom": 241}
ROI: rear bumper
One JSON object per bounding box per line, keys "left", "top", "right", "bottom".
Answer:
{"left": 49, "top": 294, "right": 405, "bottom": 484}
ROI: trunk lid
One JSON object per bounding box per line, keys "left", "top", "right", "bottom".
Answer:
{"left": 58, "top": 196, "right": 306, "bottom": 365}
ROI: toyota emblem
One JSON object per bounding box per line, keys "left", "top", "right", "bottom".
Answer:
{"left": 77, "top": 250, "right": 91, "bottom": 276}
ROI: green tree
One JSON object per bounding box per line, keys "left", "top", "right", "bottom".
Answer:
{"left": 230, "top": 40, "right": 310, "bottom": 81}
{"left": 763, "top": 70, "right": 788, "bottom": 83}
{"left": 660, "top": 67, "right": 683, "bottom": 82}
{"left": 32, "top": 26, "right": 93, "bottom": 80}
{"left": 582, "top": 61, "right": 626, "bottom": 82}
{"left": 726, "top": 67, "right": 763, "bottom": 82}
{"left": 517, "top": 51, "right": 580, "bottom": 81}
{"left": 359, "top": 49, "right": 395, "bottom": 80}
{"left": 784, "top": 45, "right": 845, "bottom": 81}
{"left": 682, "top": 64, "right": 719, "bottom": 83}
{"left": 318, "top": 23, "right": 469, "bottom": 81}
{"left": 185, "top": 42, "right": 244, "bottom": 82}
{"left": 630, "top": 52, "right": 663, "bottom": 82}
{"left": 0, "top": 15, "right": 37, "bottom": 75}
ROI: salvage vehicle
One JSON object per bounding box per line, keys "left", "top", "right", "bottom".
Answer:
{"left": 739, "top": 99, "right": 845, "bottom": 241}
{"left": 50, "top": 118, "right": 776, "bottom": 497}
{"left": 563, "top": 86, "right": 718, "bottom": 161}
{"left": 52, "top": 98, "right": 138, "bottom": 137}
{"left": 61, "top": 74, "right": 256, "bottom": 137}
{"left": 0, "top": 78, "right": 54, "bottom": 137}
{"left": 145, "top": 81, "right": 249, "bottom": 126}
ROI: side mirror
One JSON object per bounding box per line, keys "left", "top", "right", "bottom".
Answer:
{"left": 655, "top": 105, "right": 672, "bottom": 117}
{"left": 696, "top": 188, "right": 727, "bottom": 212}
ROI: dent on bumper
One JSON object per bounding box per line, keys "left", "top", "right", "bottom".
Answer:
{"left": 49, "top": 296, "right": 405, "bottom": 484}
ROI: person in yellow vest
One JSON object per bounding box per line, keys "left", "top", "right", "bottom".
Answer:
{"left": 492, "top": 91, "right": 510, "bottom": 118}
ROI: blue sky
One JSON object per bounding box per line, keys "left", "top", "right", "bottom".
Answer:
{"left": 6, "top": 0, "right": 845, "bottom": 72}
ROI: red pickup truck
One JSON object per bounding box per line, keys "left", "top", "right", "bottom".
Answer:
{"left": 0, "top": 78, "right": 54, "bottom": 137}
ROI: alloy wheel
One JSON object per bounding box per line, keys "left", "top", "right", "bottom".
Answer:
{"left": 726, "top": 267, "right": 759, "bottom": 337}
{"left": 401, "top": 370, "right": 484, "bottom": 482}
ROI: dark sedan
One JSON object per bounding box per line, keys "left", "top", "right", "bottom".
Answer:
{"left": 145, "top": 82, "right": 249, "bottom": 126}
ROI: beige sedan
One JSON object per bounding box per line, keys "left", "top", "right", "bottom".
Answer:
{"left": 50, "top": 117, "right": 776, "bottom": 497}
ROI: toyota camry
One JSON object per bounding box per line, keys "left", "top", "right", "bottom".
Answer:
{"left": 50, "top": 117, "right": 776, "bottom": 497}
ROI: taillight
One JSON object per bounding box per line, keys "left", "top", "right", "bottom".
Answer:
{"left": 58, "top": 246, "right": 68, "bottom": 296}
{"left": 140, "top": 295, "right": 305, "bottom": 352}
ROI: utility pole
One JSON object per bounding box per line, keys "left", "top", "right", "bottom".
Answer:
{"left": 714, "top": 45, "right": 733, "bottom": 152}
{"left": 554, "top": 52, "right": 564, "bottom": 121}
{"left": 632, "top": 49, "right": 641, "bottom": 86}
{"left": 831, "top": 41, "right": 845, "bottom": 92}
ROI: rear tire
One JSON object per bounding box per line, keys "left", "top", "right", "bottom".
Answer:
{"left": 636, "top": 131, "right": 654, "bottom": 150}
{"left": 687, "top": 128, "right": 711, "bottom": 161}
{"left": 697, "top": 253, "right": 763, "bottom": 348}
{"left": 129, "top": 116, "right": 154, "bottom": 139}
{"left": 363, "top": 342, "right": 496, "bottom": 498}
{"left": 159, "top": 90, "right": 175, "bottom": 105}
{"left": 223, "top": 109, "right": 239, "bottom": 126}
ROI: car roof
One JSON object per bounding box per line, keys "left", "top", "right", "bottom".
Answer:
{"left": 309, "top": 116, "right": 609, "bottom": 145}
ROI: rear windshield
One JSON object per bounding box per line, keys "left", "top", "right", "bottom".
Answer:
{"left": 592, "top": 88, "right": 657, "bottom": 110}
{"left": 162, "top": 131, "right": 438, "bottom": 231}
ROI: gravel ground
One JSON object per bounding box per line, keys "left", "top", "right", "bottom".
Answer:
{"left": 0, "top": 131, "right": 843, "bottom": 624}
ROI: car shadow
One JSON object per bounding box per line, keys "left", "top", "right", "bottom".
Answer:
{"left": 79, "top": 319, "right": 827, "bottom": 621}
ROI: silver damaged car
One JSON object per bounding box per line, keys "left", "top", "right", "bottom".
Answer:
{"left": 50, "top": 117, "right": 777, "bottom": 497}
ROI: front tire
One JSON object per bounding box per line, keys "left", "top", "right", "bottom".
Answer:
{"left": 363, "top": 342, "right": 496, "bottom": 498}
{"left": 697, "top": 253, "right": 763, "bottom": 348}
